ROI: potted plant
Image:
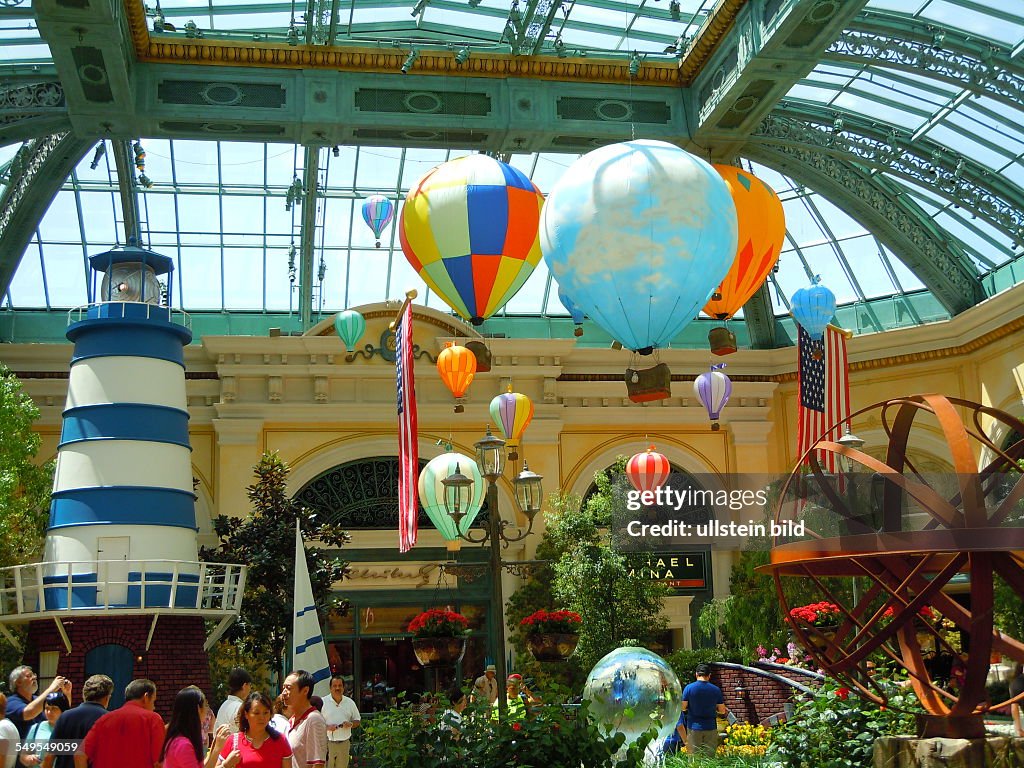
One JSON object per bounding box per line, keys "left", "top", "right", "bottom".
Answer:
{"left": 789, "top": 601, "right": 842, "bottom": 651}
{"left": 408, "top": 608, "right": 469, "bottom": 667}
{"left": 520, "top": 609, "right": 582, "bottom": 662}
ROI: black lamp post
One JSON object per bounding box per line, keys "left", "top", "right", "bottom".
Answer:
{"left": 440, "top": 426, "right": 543, "bottom": 720}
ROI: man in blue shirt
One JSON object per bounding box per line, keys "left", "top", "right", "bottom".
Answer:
{"left": 680, "top": 664, "right": 727, "bottom": 756}
{"left": 6, "top": 666, "right": 72, "bottom": 739}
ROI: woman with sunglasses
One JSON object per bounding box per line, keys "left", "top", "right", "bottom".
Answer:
{"left": 218, "top": 692, "right": 291, "bottom": 768}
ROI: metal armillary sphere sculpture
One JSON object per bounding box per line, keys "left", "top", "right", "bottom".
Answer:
{"left": 763, "top": 395, "right": 1024, "bottom": 739}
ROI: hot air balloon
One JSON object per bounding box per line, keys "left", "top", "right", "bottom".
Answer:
{"left": 362, "top": 195, "right": 395, "bottom": 248}
{"left": 703, "top": 165, "right": 785, "bottom": 323}
{"left": 490, "top": 387, "right": 533, "bottom": 461}
{"left": 626, "top": 446, "right": 671, "bottom": 494}
{"left": 694, "top": 363, "right": 732, "bottom": 431}
{"left": 437, "top": 342, "right": 477, "bottom": 413}
{"left": 418, "top": 450, "right": 484, "bottom": 549}
{"left": 791, "top": 276, "right": 836, "bottom": 340}
{"left": 334, "top": 309, "right": 366, "bottom": 354}
{"left": 400, "top": 154, "right": 545, "bottom": 325}
{"left": 540, "top": 140, "right": 737, "bottom": 353}
{"left": 558, "top": 287, "right": 585, "bottom": 337}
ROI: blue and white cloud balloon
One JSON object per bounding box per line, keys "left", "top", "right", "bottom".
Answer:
{"left": 540, "top": 140, "right": 738, "bottom": 352}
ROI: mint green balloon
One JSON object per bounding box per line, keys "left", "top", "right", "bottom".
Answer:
{"left": 417, "top": 452, "right": 484, "bottom": 541}
{"left": 334, "top": 309, "right": 366, "bottom": 353}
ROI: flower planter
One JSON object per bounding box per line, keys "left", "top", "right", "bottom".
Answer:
{"left": 412, "top": 636, "right": 467, "bottom": 668}
{"left": 526, "top": 632, "right": 580, "bottom": 662}
{"left": 805, "top": 626, "right": 838, "bottom": 652}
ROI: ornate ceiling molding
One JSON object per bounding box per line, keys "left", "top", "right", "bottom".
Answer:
{"left": 0, "top": 80, "right": 69, "bottom": 147}
{"left": 742, "top": 141, "right": 984, "bottom": 315}
{"left": 828, "top": 14, "right": 1022, "bottom": 109}
{"left": 754, "top": 109, "right": 1024, "bottom": 248}
{"left": 121, "top": 0, "right": 680, "bottom": 87}
{"left": 678, "top": 0, "right": 747, "bottom": 86}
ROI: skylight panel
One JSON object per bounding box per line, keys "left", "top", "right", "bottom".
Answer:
{"left": 178, "top": 246, "right": 223, "bottom": 310}
{"left": 224, "top": 248, "right": 265, "bottom": 309}
{"left": 40, "top": 244, "right": 89, "bottom": 308}
{"left": 917, "top": 1, "right": 1024, "bottom": 47}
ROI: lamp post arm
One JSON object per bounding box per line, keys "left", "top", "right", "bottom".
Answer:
{"left": 495, "top": 515, "right": 537, "bottom": 545}
{"left": 453, "top": 526, "right": 490, "bottom": 545}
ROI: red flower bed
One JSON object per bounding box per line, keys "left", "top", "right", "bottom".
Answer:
{"left": 520, "top": 609, "right": 583, "bottom": 635}
{"left": 789, "top": 601, "right": 842, "bottom": 627}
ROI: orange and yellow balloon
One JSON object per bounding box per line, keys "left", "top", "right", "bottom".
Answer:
{"left": 703, "top": 165, "right": 786, "bottom": 320}
{"left": 437, "top": 342, "right": 477, "bottom": 413}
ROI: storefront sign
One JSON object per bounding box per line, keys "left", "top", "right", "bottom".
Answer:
{"left": 628, "top": 552, "right": 708, "bottom": 590}
{"left": 346, "top": 562, "right": 439, "bottom": 588}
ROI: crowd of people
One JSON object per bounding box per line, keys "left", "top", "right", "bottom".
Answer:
{"left": 0, "top": 666, "right": 362, "bottom": 768}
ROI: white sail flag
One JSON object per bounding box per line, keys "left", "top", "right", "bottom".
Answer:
{"left": 292, "top": 520, "right": 332, "bottom": 697}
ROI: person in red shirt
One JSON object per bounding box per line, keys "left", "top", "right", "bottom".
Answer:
{"left": 218, "top": 692, "right": 290, "bottom": 768}
{"left": 75, "top": 679, "right": 165, "bottom": 768}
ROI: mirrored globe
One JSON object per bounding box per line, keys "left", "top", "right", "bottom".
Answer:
{"left": 583, "top": 646, "right": 682, "bottom": 752}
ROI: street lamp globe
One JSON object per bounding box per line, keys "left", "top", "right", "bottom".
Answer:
{"left": 836, "top": 425, "right": 865, "bottom": 474}
{"left": 475, "top": 425, "right": 506, "bottom": 481}
{"left": 441, "top": 462, "right": 476, "bottom": 529}
{"left": 514, "top": 461, "right": 544, "bottom": 519}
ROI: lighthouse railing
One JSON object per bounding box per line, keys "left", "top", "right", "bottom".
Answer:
{"left": 0, "top": 560, "right": 246, "bottom": 621}
{"left": 67, "top": 302, "right": 192, "bottom": 330}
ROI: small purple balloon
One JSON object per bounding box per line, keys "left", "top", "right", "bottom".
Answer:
{"left": 694, "top": 363, "right": 732, "bottom": 422}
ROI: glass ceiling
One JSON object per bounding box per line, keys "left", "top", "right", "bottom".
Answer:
{"left": 1, "top": 0, "right": 1023, "bottom": 339}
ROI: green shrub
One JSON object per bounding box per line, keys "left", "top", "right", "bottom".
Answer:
{"left": 666, "top": 648, "right": 743, "bottom": 684}
{"left": 770, "top": 680, "right": 921, "bottom": 768}
{"left": 358, "top": 693, "right": 656, "bottom": 768}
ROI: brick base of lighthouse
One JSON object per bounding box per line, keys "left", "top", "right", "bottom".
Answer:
{"left": 24, "top": 616, "right": 210, "bottom": 720}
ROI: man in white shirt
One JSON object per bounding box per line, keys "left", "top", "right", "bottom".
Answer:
{"left": 215, "top": 668, "right": 252, "bottom": 733}
{"left": 321, "top": 676, "right": 360, "bottom": 768}
{"left": 471, "top": 664, "right": 498, "bottom": 705}
{"left": 283, "top": 670, "right": 328, "bottom": 768}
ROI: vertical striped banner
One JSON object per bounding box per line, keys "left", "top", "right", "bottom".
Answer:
{"left": 292, "top": 520, "right": 332, "bottom": 697}
{"left": 796, "top": 325, "right": 850, "bottom": 471}
{"left": 396, "top": 302, "right": 419, "bottom": 552}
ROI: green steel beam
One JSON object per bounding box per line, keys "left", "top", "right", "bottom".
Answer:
{"left": 0, "top": 133, "right": 95, "bottom": 297}
{"left": 754, "top": 105, "right": 1024, "bottom": 247}
{"left": 742, "top": 141, "right": 984, "bottom": 315}
{"left": 110, "top": 140, "right": 141, "bottom": 243}
{"left": 686, "top": 0, "right": 870, "bottom": 159}
{"left": 299, "top": 145, "right": 320, "bottom": 329}
{"left": 826, "top": 10, "right": 1024, "bottom": 111}
{"left": 742, "top": 282, "right": 779, "bottom": 349}
{"left": 0, "top": 79, "right": 70, "bottom": 148}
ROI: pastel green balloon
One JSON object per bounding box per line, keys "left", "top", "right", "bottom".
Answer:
{"left": 334, "top": 309, "right": 366, "bottom": 353}
{"left": 417, "top": 452, "right": 484, "bottom": 541}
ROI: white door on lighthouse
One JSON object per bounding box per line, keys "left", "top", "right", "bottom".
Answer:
{"left": 97, "top": 537, "right": 130, "bottom": 606}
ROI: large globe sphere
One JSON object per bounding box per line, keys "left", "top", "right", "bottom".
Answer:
{"left": 540, "top": 140, "right": 737, "bottom": 353}
{"left": 583, "top": 646, "right": 682, "bottom": 751}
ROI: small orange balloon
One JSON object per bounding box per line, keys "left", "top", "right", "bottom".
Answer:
{"left": 437, "top": 343, "right": 477, "bottom": 407}
{"left": 703, "top": 165, "right": 785, "bottom": 321}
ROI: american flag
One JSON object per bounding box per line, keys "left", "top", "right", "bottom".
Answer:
{"left": 796, "top": 324, "right": 850, "bottom": 472}
{"left": 396, "top": 302, "right": 418, "bottom": 552}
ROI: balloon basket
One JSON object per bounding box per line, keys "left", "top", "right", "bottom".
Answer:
{"left": 574, "top": 326, "right": 584, "bottom": 337}
{"left": 708, "top": 327, "right": 736, "bottom": 356}
{"left": 625, "top": 363, "right": 671, "bottom": 403}
{"left": 711, "top": 422, "right": 720, "bottom": 431}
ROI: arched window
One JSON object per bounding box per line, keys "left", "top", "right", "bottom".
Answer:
{"left": 294, "top": 456, "right": 489, "bottom": 529}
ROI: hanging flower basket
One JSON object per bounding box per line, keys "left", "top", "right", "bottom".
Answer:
{"left": 408, "top": 609, "right": 469, "bottom": 668}
{"left": 789, "top": 602, "right": 842, "bottom": 651}
{"left": 521, "top": 609, "right": 582, "bottom": 662}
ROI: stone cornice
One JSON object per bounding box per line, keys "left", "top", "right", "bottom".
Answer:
{"left": 679, "top": 0, "right": 748, "bottom": 86}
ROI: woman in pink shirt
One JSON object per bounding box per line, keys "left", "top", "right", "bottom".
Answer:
{"left": 219, "top": 692, "right": 292, "bottom": 768}
{"left": 162, "top": 687, "right": 238, "bottom": 768}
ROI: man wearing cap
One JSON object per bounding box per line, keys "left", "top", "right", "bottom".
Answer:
{"left": 680, "top": 664, "right": 727, "bottom": 756}
{"left": 471, "top": 666, "right": 498, "bottom": 705}
{"left": 498, "top": 675, "right": 539, "bottom": 721}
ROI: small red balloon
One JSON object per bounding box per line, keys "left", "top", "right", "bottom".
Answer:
{"left": 626, "top": 446, "right": 671, "bottom": 493}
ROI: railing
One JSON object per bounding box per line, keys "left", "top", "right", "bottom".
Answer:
{"left": 0, "top": 560, "right": 245, "bottom": 622}
{"left": 67, "top": 302, "right": 192, "bottom": 330}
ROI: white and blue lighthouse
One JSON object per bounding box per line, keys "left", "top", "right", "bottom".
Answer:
{"left": 45, "top": 242, "right": 199, "bottom": 609}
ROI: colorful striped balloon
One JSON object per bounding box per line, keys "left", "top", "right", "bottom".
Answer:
{"left": 361, "top": 195, "right": 395, "bottom": 248}
{"left": 334, "top": 309, "right": 366, "bottom": 353}
{"left": 489, "top": 388, "right": 534, "bottom": 460}
{"left": 399, "top": 155, "right": 545, "bottom": 325}
{"left": 417, "top": 451, "right": 484, "bottom": 542}
{"left": 626, "top": 446, "right": 671, "bottom": 494}
{"left": 791, "top": 276, "right": 836, "bottom": 339}
{"left": 703, "top": 165, "right": 785, "bottom": 321}
{"left": 437, "top": 342, "right": 477, "bottom": 412}
{"left": 694, "top": 363, "right": 732, "bottom": 430}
